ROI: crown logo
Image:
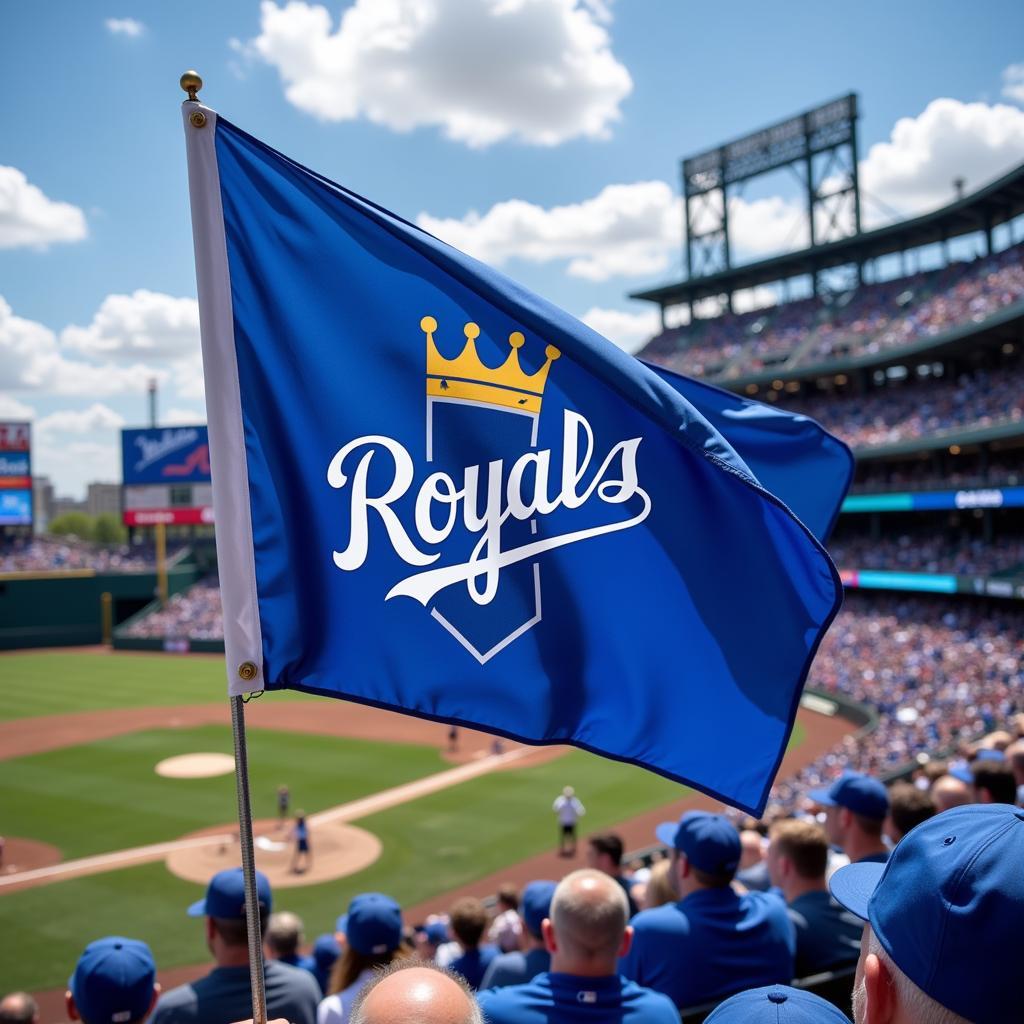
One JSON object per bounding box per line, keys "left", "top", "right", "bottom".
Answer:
{"left": 422, "top": 316, "right": 560, "bottom": 415}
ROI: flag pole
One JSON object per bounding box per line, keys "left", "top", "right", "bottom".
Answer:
{"left": 230, "top": 691, "right": 267, "bottom": 1024}
{"left": 178, "top": 69, "right": 267, "bottom": 1024}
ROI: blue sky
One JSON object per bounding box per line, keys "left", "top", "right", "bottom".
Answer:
{"left": 2, "top": 0, "right": 1023, "bottom": 496}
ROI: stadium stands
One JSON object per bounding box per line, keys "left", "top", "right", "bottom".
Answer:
{"left": 646, "top": 242, "right": 1024, "bottom": 379}
{"left": 120, "top": 574, "right": 223, "bottom": 640}
{"left": 782, "top": 361, "right": 1024, "bottom": 450}
{"left": 767, "top": 592, "right": 1023, "bottom": 816}
{"left": 0, "top": 536, "right": 165, "bottom": 574}
{"left": 829, "top": 531, "right": 1024, "bottom": 576}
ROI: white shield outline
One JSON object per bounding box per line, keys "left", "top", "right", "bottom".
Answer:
{"left": 425, "top": 395, "right": 543, "bottom": 663}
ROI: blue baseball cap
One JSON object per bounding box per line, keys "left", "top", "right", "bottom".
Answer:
{"left": 312, "top": 933, "right": 341, "bottom": 968}
{"left": 341, "top": 893, "right": 403, "bottom": 955}
{"left": 520, "top": 880, "right": 557, "bottom": 936}
{"left": 420, "top": 921, "right": 449, "bottom": 945}
{"left": 830, "top": 804, "right": 1024, "bottom": 1024}
{"left": 947, "top": 761, "right": 974, "bottom": 784}
{"left": 808, "top": 771, "right": 888, "bottom": 820}
{"left": 655, "top": 812, "right": 741, "bottom": 875}
{"left": 187, "top": 867, "right": 272, "bottom": 918}
{"left": 69, "top": 937, "right": 156, "bottom": 1024}
{"left": 705, "top": 985, "right": 852, "bottom": 1023}
{"left": 974, "top": 749, "right": 1006, "bottom": 763}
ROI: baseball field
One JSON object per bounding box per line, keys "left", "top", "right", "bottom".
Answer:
{"left": 0, "top": 649, "right": 829, "bottom": 999}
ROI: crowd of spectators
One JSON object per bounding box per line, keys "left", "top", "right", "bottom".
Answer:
{"left": 640, "top": 241, "right": 1024, "bottom": 379}
{"left": 9, "top": 743, "right": 1022, "bottom": 1024}
{"left": 121, "top": 576, "right": 223, "bottom": 640}
{"left": 828, "top": 531, "right": 1024, "bottom": 576}
{"left": 850, "top": 453, "right": 1023, "bottom": 493}
{"left": 782, "top": 362, "right": 1024, "bottom": 449}
{"left": 767, "top": 592, "right": 1023, "bottom": 815}
{"left": 0, "top": 536, "right": 162, "bottom": 574}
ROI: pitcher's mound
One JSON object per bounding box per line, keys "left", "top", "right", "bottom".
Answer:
{"left": 156, "top": 753, "right": 235, "bottom": 778}
{"left": 166, "top": 818, "right": 381, "bottom": 888}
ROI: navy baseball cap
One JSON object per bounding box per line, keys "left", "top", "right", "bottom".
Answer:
{"left": 830, "top": 804, "right": 1024, "bottom": 1024}
{"left": 705, "top": 985, "right": 852, "bottom": 1023}
{"left": 808, "top": 771, "right": 888, "bottom": 820}
{"left": 69, "top": 937, "right": 156, "bottom": 1024}
{"left": 520, "top": 880, "right": 557, "bottom": 936}
{"left": 342, "top": 893, "right": 403, "bottom": 955}
{"left": 655, "top": 812, "right": 741, "bottom": 875}
{"left": 312, "top": 933, "right": 341, "bottom": 968}
{"left": 187, "top": 866, "right": 272, "bottom": 918}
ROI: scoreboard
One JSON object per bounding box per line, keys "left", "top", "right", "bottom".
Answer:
{"left": 120, "top": 425, "right": 213, "bottom": 526}
{"left": 0, "top": 421, "right": 32, "bottom": 527}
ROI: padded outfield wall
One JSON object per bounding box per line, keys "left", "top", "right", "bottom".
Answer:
{"left": 0, "top": 563, "right": 200, "bottom": 650}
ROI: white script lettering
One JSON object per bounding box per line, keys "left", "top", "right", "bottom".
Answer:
{"left": 326, "top": 411, "right": 651, "bottom": 606}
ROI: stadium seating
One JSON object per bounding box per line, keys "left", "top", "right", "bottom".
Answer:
{"left": 0, "top": 536, "right": 165, "bottom": 574}
{"left": 643, "top": 241, "right": 1024, "bottom": 378}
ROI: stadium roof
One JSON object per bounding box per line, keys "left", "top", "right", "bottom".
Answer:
{"left": 631, "top": 161, "right": 1024, "bottom": 307}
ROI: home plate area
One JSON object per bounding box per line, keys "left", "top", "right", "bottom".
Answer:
{"left": 165, "top": 818, "right": 382, "bottom": 888}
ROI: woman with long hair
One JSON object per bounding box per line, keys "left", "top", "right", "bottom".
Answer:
{"left": 319, "top": 893, "right": 409, "bottom": 1024}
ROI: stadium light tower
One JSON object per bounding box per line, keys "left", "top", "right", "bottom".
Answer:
{"left": 681, "top": 94, "right": 862, "bottom": 305}
{"left": 148, "top": 377, "right": 158, "bottom": 429}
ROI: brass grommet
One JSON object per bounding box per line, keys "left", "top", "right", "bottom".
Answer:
{"left": 190, "top": 110, "right": 207, "bottom": 128}
{"left": 238, "top": 661, "right": 258, "bottom": 682}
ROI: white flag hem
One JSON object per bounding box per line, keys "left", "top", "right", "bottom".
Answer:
{"left": 182, "top": 102, "right": 264, "bottom": 697}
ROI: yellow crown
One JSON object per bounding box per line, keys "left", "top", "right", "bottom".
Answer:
{"left": 423, "top": 316, "right": 560, "bottom": 415}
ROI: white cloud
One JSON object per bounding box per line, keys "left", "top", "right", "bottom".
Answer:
{"left": 105, "top": 17, "right": 144, "bottom": 37}
{"left": 0, "top": 395, "right": 35, "bottom": 420}
{"left": 579, "top": 306, "right": 660, "bottom": 353}
{"left": 0, "top": 295, "right": 166, "bottom": 397}
{"left": 35, "top": 403, "right": 126, "bottom": 437}
{"left": 61, "top": 290, "right": 200, "bottom": 362}
{"left": 420, "top": 181, "right": 678, "bottom": 281}
{"left": 37, "top": 441, "right": 122, "bottom": 496}
{"left": 858, "top": 98, "right": 1024, "bottom": 223}
{"left": 30, "top": 405, "right": 127, "bottom": 497}
{"left": 0, "top": 166, "right": 87, "bottom": 250}
{"left": 164, "top": 406, "right": 207, "bottom": 425}
{"left": 246, "top": 0, "right": 632, "bottom": 147}
{"left": 1002, "top": 64, "right": 1024, "bottom": 105}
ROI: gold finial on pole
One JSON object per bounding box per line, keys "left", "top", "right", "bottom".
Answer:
{"left": 180, "top": 70, "right": 203, "bottom": 102}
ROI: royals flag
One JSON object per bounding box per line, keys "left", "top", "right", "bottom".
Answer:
{"left": 183, "top": 104, "right": 849, "bottom": 815}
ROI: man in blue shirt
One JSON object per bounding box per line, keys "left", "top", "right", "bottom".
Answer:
{"left": 808, "top": 772, "right": 889, "bottom": 865}
{"left": 149, "top": 868, "right": 319, "bottom": 1024}
{"left": 478, "top": 869, "right": 677, "bottom": 1023}
{"left": 766, "top": 818, "right": 861, "bottom": 977}
{"left": 619, "top": 811, "right": 794, "bottom": 1009}
{"left": 479, "top": 880, "right": 557, "bottom": 989}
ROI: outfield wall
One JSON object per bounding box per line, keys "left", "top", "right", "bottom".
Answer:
{"left": 0, "top": 563, "right": 200, "bottom": 650}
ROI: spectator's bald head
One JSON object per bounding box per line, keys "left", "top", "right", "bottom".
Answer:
{"left": 547, "top": 868, "right": 630, "bottom": 972}
{"left": 0, "top": 993, "right": 38, "bottom": 1024}
{"left": 932, "top": 774, "right": 972, "bottom": 813}
{"left": 350, "top": 962, "right": 480, "bottom": 1024}
{"left": 738, "top": 829, "right": 764, "bottom": 869}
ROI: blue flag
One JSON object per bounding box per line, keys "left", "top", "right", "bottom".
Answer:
{"left": 184, "top": 107, "right": 847, "bottom": 815}
{"left": 648, "top": 367, "right": 853, "bottom": 543}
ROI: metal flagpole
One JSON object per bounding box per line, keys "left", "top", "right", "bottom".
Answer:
{"left": 230, "top": 691, "right": 267, "bottom": 1024}
{"left": 179, "top": 69, "right": 267, "bottom": 1024}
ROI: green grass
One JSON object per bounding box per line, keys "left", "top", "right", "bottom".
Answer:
{"left": 0, "top": 650, "right": 810, "bottom": 992}
{"left": 0, "top": 651, "right": 317, "bottom": 720}
{"left": 0, "top": 726, "right": 445, "bottom": 859}
{"left": 0, "top": 747, "right": 689, "bottom": 992}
